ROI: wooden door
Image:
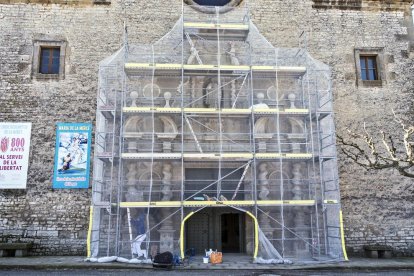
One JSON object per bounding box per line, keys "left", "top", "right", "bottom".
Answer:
{"left": 186, "top": 212, "right": 210, "bottom": 255}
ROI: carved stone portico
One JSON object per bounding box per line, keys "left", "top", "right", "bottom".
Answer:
{"left": 91, "top": 4, "right": 344, "bottom": 262}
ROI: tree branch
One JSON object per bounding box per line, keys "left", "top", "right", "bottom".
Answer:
{"left": 337, "top": 111, "right": 414, "bottom": 178}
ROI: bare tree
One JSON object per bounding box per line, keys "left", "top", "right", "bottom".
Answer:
{"left": 337, "top": 111, "right": 414, "bottom": 178}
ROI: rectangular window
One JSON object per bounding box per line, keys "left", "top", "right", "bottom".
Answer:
{"left": 39, "top": 47, "right": 60, "bottom": 74}
{"left": 359, "top": 55, "right": 378, "bottom": 81}
{"left": 33, "top": 40, "right": 66, "bottom": 80}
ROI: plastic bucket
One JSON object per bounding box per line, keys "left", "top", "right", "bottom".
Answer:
{"left": 203, "top": 257, "right": 209, "bottom": 263}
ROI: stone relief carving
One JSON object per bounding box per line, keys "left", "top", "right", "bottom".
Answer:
{"left": 137, "top": 170, "right": 162, "bottom": 201}
{"left": 143, "top": 83, "right": 161, "bottom": 98}
{"left": 286, "top": 118, "right": 306, "bottom": 153}
{"left": 123, "top": 115, "right": 179, "bottom": 152}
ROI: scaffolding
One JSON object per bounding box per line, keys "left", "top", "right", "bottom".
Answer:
{"left": 89, "top": 3, "right": 346, "bottom": 264}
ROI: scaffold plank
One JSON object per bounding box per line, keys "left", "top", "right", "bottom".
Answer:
{"left": 123, "top": 107, "right": 181, "bottom": 113}
{"left": 258, "top": 200, "right": 315, "bottom": 206}
{"left": 122, "top": 106, "right": 309, "bottom": 115}
{"left": 121, "top": 153, "right": 182, "bottom": 159}
{"left": 183, "top": 200, "right": 255, "bottom": 207}
{"left": 124, "top": 63, "right": 306, "bottom": 75}
{"left": 119, "top": 200, "right": 319, "bottom": 208}
{"left": 255, "top": 153, "right": 313, "bottom": 159}
{"left": 120, "top": 152, "right": 313, "bottom": 160}
{"left": 120, "top": 201, "right": 182, "bottom": 208}
{"left": 183, "top": 153, "right": 253, "bottom": 160}
{"left": 183, "top": 22, "right": 249, "bottom": 30}
{"left": 252, "top": 108, "right": 309, "bottom": 115}
{"left": 251, "top": 65, "right": 306, "bottom": 74}
{"left": 323, "top": 199, "right": 339, "bottom": 204}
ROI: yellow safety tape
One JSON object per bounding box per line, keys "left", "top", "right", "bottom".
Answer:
{"left": 246, "top": 211, "right": 259, "bottom": 259}
{"left": 180, "top": 212, "right": 194, "bottom": 259}
{"left": 339, "top": 210, "right": 349, "bottom": 261}
{"left": 86, "top": 206, "right": 93, "bottom": 258}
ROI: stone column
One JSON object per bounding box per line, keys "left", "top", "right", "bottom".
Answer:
{"left": 259, "top": 210, "right": 273, "bottom": 240}
{"left": 157, "top": 134, "right": 176, "bottom": 153}
{"left": 158, "top": 208, "right": 175, "bottom": 253}
{"left": 293, "top": 207, "right": 311, "bottom": 258}
{"left": 161, "top": 163, "right": 173, "bottom": 201}
{"left": 125, "top": 162, "right": 143, "bottom": 202}
{"left": 258, "top": 162, "right": 270, "bottom": 200}
{"left": 291, "top": 163, "right": 303, "bottom": 200}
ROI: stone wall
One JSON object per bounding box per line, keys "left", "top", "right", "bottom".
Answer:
{"left": 248, "top": 0, "right": 414, "bottom": 256}
{"left": 0, "top": 0, "right": 413, "bottom": 256}
{"left": 0, "top": 0, "right": 182, "bottom": 255}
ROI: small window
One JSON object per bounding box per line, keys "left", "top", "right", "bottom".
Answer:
{"left": 39, "top": 47, "right": 60, "bottom": 74}
{"left": 184, "top": 0, "right": 241, "bottom": 10}
{"left": 193, "top": 0, "right": 231, "bottom": 5}
{"left": 359, "top": 55, "right": 378, "bottom": 81}
{"left": 354, "top": 48, "right": 384, "bottom": 87}
{"left": 32, "top": 40, "right": 66, "bottom": 80}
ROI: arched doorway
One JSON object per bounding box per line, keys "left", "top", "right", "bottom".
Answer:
{"left": 180, "top": 207, "right": 258, "bottom": 259}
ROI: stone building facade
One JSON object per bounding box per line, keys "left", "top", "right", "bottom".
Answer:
{"left": 0, "top": 0, "right": 413, "bottom": 257}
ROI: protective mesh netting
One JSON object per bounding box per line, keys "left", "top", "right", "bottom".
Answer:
{"left": 87, "top": 4, "right": 346, "bottom": 265}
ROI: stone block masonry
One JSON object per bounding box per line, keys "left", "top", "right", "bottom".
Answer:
{"left": 0, "top": 0, "right": 413, "bottom": 256}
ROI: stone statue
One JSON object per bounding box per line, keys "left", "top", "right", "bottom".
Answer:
{"left": 258, "top": 162, "right": 270, "bottom": 200}
{"left": 205, "top": 81, "right": 220, "bottom": 108}
{"left": 130, "top": 91, "right": 139, "bottom": 107}
{"left": 288, "top": 93, "right": 296, "bottom": 108}
{"left": 161, "top": 163, "right": 173, "bottom": 201}
{"left": 251, "top": 92, "right": 269, "bottom": 109}
{"left": 187, "top": 42, "right": 200, "bottom": 65}
{"left": 126, "top": 162, "right": 137, "bottom": 186}
{"left": 227, "top": 41, "right": 240, "bottom": 66}
{"left": 164, "top": 91, "right": 172, "bottom": 108}
{"left": 204, "top": 118, "right": 216, "bottom": 140}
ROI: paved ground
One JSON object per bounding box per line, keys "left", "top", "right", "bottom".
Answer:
{"left": 1, "top": 269, "right": 414, "bottom": 275}
{"left": 0, "top": 256, "right": 413, "bottom": 273}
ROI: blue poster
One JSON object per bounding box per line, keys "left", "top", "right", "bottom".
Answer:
{"left": 53, "top": 123, "right": 92, "bottom": 189}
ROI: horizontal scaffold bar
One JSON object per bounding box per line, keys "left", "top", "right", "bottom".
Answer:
{"left": 119, "top": 200, "right": 319, "bottom": 208}
{"left": 124, "top": 63, "right": 306, "bottom": 75}
{"left": 323, "top": 199, "right": 338, "bottom": 204}
{"left": 121, "top": 152, "right": 313, "bottom": 160}
{"left": 122, "top": 107, "right": 309, "bottom": 115}
{"left": 183, "top": 22, "right": 249, "bottom": 30}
